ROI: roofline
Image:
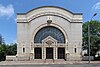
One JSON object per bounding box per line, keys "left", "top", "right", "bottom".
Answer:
{"left": 17, "top": 6, "right": 83, "bottom": 15}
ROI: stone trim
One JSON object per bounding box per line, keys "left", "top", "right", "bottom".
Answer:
{"left": 17, "top": 6, "right": 82, "bottom": 23}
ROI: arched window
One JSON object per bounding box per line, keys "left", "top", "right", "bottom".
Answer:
{"left": 34, "top": 26, "right": 65, "bottom": 43}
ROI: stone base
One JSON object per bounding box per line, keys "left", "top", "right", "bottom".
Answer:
{"left": 68, "top": 54, "right": 82, "bottom": 61}
{"left": 16, "top": 53, "right": 30, "bottom": 61}
{"left": 6, "top": 56, "right": 17, "bottom": 61}
{"left": 6, "top": 53, "right": 82, "bottom": 61}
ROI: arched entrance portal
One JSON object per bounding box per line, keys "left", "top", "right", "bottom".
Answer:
{"left": 34, "top": 26, "right": 66, "bottom": 60}
{"left": 34, "top": 26, "right": 65, "bottom": 43}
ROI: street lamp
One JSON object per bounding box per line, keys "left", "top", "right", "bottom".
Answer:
{"left": 88, "top": 13, "right": 97, "bottom": 63}
{"left": 91, "top": 13, "right": 97, "bottom": 21}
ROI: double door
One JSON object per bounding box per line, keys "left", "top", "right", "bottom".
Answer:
{"left": 46, "top": 47, "right": 53, "bottom": 59}
{"left": 34, "top": 48, "right": 42, "bottom": 59}
{"left": 58, "top": 48, "right": 65, "bottom": 59}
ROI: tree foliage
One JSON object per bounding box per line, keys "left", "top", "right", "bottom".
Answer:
{"left": 0, "top": 34, "right": 17, "bottom": 61}
{"left": 0, "top": 34, "right": 4, "bottom": 44}
{"left": 6, "top": 43, "right": 17, "bottom": 55}
{"left": 0, "top": 35, "right": 6, "bottom": 61}
{"left": 83, "top": 20, "right": 100, "bottom": 56}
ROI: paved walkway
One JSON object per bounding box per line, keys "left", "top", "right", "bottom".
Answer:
{"left": 0, "top": 61, "right": 100, "bottom": 65}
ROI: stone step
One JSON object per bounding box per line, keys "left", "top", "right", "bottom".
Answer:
{"left": 45, "top": 59, "right": 54, "bottom": 63}
{"left": 54, "top": 59, "right": 66, "bottom": 63}
{"left": 31, "top": 59, "right": 66, "bottom": 63}
{"left": 32, "top": 59, "right": 45, "bottom": 63}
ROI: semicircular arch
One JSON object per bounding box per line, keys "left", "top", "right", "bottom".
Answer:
{"left": 32, "top": 23, "right": 68, "bottom": 44}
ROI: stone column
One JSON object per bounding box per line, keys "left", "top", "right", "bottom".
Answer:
{"left": 42, "top": 47, "right": 44, "bottom": 59}
{"left": 54, "top": 47, "right": 55, "bottom": 59}
{"left": 65, "top": 47, "right": 67, "bottom": 61}
{"left": 44, "top": 47, "right": 46, "bottom": 59}
{"left": 32, "top": 47, "right": 34, "bottom": 59}
{"left": 65, "top": 47, "right": 70, "bottom": 61}
{"left": 56, "top": 47, "right": 57, "bottom": 59}
{"left": 54, "top": 47, "right": 57, "bottom": 59}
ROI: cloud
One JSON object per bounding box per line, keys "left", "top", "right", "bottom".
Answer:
{"left": 92, "top": 2, "right": 100, "bottom": 10}
{"left": 0, "top": 4, "right": 14, "bottom": 18}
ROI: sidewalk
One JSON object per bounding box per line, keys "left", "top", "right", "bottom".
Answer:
{"left": 0, "top": 61, "right": 100, "bottom": 65}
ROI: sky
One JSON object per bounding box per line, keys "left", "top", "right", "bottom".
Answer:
{"left": 0, "top": 0, "right": 100, "bottom": 44}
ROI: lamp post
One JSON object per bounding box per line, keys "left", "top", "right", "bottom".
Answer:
{"left": 88, "top": 13, "right": 97, "bottom": 63}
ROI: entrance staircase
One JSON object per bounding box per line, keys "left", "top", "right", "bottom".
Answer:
{"left": 32, "top": 59, "right": 66, "bottom": 63}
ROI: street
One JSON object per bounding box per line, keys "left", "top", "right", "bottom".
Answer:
{"left": 0, "top": 64, "right": 100, "bottom": 67}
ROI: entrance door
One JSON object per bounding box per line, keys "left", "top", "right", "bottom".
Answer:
{"left": 34, "top": 48, "right": 42, "bottom": 59}
{"left": 46, "top": 48, "right": 53, "bottom": 59}
{"left": 58, "top": 48, "right": 65, "bottom": 59}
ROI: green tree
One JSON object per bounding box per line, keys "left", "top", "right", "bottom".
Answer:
{"left": 6, "top": 43, "right": 17, "bottom": 55}
{"left": 0, "top": 35, "right": 6, "bottom": 61}
{"left": 0, "top": 34, "right": 4, "bottom": 44}
{"left": 83, "top": 20, "right": 100, "bottom": 56}
{"left": 0, "top": 34, "right": 17, "bottom": 61}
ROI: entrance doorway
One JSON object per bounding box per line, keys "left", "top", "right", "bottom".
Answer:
{"left": 46, "top": 47, "right": 53, "bottom": 59}
{"left": 58, "top": 48, "right": 65, "bottom": 59}
{"left": 34, "top": 47, "right": 42, "bottom": 59}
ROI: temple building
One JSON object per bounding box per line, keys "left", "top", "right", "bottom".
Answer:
{"left": 16, "top": 6, "right": 83, "bottom": 61}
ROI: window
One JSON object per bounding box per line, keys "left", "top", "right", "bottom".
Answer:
{"left": 74, "top": 48, "right": 76, "bottom": 53}
{"left": 23, "top": 48, "right": 25, "bottom": 53}
{"left": 34, "top": 26, "right": 65, "bottom": 43}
